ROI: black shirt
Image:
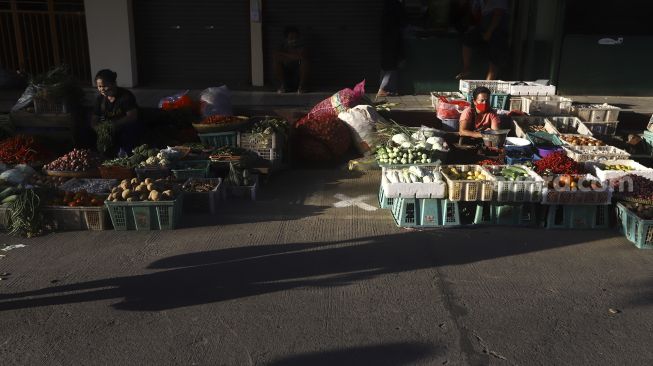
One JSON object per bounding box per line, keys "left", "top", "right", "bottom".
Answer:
{"left": 94, "top": 87, "right": 138, "bottom": 123}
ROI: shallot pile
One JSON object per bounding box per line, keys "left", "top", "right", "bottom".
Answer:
{"left": 44, "top": 149, "right": 101, "bottom": 172}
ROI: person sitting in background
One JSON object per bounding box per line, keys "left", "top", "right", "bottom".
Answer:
{"left": 458, "top": 86, "right": 501, "bottom": 139}
{"left": 91, "top": 69, "right": 142, "bottom": 152}
{"left": 455, "top": 0, "right": 510, "bottom": 80}
{"left": 273, "top": 26, "right": 309, "bottom": 93}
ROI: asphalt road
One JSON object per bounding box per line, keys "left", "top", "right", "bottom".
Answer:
{"left": 1, "top": 169, "right": 652, "bottom": 365}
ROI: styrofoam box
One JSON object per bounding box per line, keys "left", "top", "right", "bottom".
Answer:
{"left": 506, "top": 81, "right": 556, "bottom": 96}
{"left": 586, "top": 160, "right": 653, "bottom": 182}
{"left": 381, "top": 167, "right": 447, "bottom": 199}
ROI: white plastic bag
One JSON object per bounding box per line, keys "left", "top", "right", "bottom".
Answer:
{"left": 338, "top": 105, "right": 385, "bottom": 155}
{"left": 200, "top": 86, "right": 233, "bottom": 117}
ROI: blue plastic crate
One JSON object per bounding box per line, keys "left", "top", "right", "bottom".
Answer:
{"left": 616, "top": 202, "right": 653, "bottom": 249}
{"left": 198, "top": 131, "right": 239, "bottom": 148}
{"left": 545, "top": 204, "right": 611, "bottom": 229}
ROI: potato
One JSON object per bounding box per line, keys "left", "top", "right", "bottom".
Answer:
{"left": 131, "top": 178, "right": 140, "bottom": 185}
{"left": 111, "top": 187, "right": 120, "bottom": 194}
{"left": 162, "top": 190, "right": 174, "bottom": 199}
{"left": 126, "top": 197, "right": 136, "bottom": 202}
{"left": 144, "top": 178, "right": 153, "bottom": 185}
{"left": 148, "top": 190, "right": 161, "bottom": 201}
{"left": 135, "top": 183, "right": 147, "bottom": 193}
{"left": 122, "top": 189, "right": 132, "bottom": 200}
{"left": 119, "top": 181, "right": 130, "bottom": 191}
{"left": 147, "top": 183, "right": 156, "bottom": 192}
{"left": 139, "top": 193, "right": 149, "bottom": 201}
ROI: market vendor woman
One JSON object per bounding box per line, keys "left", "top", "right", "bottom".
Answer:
{"left": 91, "top": 69, "right": 141, "bottom": 152}
{"left": 458, "top": 86, "right": 501, "bottom": 139}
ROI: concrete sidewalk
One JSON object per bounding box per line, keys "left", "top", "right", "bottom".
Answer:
{"left": 1, "top": 169, "right": 652, "bottom": 365}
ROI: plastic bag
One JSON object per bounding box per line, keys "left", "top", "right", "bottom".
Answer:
{"left": 11, "top": 84, "right": 37, "bottom": 112}
{"left": 308, "top": 80, "right": 366, "bottom": 121}
{"left": 158, "top": 90, "right": 194, "bottom": 111}
{"left": 338, "top": 105, "right": 384, "bottom": 155}
{"left": 200, "top": 86, "right": 233, "bottom": 117}
{"left": 436, "top": 96, "right": 469, "bottom": 120}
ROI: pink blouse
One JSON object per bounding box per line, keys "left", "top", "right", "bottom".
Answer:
{"left": 459, "top": 107, "right": 500, "bottom": 131}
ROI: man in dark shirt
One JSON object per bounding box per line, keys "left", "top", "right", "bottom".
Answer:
{"left": 92, "top": 69, "right": 142, "bottom": 152}
{"left": 273, "top": 26, "right": 309, "bottom": 93}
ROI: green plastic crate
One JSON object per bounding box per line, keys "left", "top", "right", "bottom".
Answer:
{"left": 464, "top": 92, "right": 510, "bottom": 110}
{"left": 105, "top": 196, "right": 183, "bottom": 230}
{"left": 198, "top": 131, "right": 239, "bottom": 148}
{"left": 473, "top": 202, "right": 539, "bottom": 226}
{"left": 616, "top": 202, "right": 653, "bottom": 249}
{"left": 171, "top": 160, "right": 211, "bottom": 180}
{"left": 545, "top": 204, "right": 611, "bottom": 229}
{"left": 378, "top": 185, "right": 394, "bottom": 209}
{"left": 391, "top": 198, "right": 446, "bottom": 227}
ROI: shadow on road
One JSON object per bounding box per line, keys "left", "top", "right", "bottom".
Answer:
{"left": 0, "top": 229, "right": 620, "bottom": 312}
{"left": 179, "top": 168, "right": 363, "bottom": 228}
{"left": 267, "top": 342, "right": 442, "bottom": 366}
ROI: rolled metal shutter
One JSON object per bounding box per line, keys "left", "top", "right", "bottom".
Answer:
{"left": 263, "top": 0, "right": 383, "bottom": 90}
{"left": 134, "top": 0, "right": 250, "bottom": 87}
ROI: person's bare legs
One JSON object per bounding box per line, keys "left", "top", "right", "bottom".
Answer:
{"left": 273, "top": 52, "right": 287, "bottom": 93}
{"left": 298, "top": 51, "right": 309, "bottom": 93}
{"left": 456, "top": 45, "right": 473, "bottom": 79}
{"left": 486, "top": 62, "right": 498, "bottom": 80}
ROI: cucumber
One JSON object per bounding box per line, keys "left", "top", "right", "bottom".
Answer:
{"left": 1, "top": 194, "right": 17, "bottom": 204}
{"left": 0, "top": 186, "right": 16, "bottom": 201}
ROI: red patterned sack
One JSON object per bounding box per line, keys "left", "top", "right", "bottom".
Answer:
{"left": 295, "top": 115, "right": 352, "bottom": 162}
{"left": 307, "top": 80, "right": 366, "bottom": 121}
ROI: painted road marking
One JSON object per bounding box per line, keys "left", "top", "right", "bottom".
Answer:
{"left": 333, "top": 194, "right": 378, "bottom": 211}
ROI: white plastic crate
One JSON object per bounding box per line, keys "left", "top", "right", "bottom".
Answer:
{"left": 239, "top": 132, "right": 283, "bottom": 164}
{"left": 579, "top": 120, "right": 619, "bottom": 136}
{"left": 586, "top": 160, "right": 653, "bottom": 182}
{"left": 430, "top": 91, "right": 466, "bottom": 110}
{"left": 441, "top": 165, "right": 495, "bottom": 201}
{"left": 512, "top": 116, "right": 548, "bottom": 138}
{"left": 521, "top": 96, "right": 573, "bottom": 115}
{"left": 459, "top": 79, "right": 510, "bottom": 95}
{"left": 506, "top": 81, "right": 556, "bottom": 96}
{"left": 483, "top": 165, "right": 545, "bottom": 202}
{"left": 573, "top": 103, "right": 621, "bottom": 122}
{"left": 563, "top": 145, "right": 630, "bottom": 162}
{"left": 545, "top": 116, "right": 593, "bottom": 136}
{"left": 541, "top": 174, "right": 612, "bottom": 205}
{"left": 508, "top": 96, "right": 524, "bottom": 112}
{"left": 380, "top": 166, "right": 447, "bottom": 199}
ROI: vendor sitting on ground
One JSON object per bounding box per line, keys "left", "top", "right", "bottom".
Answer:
{"left": 458, "top": 86, "right": 501, "bottom": 139}
{"left": 91, "top": 69, "right": 142, "bottom": 152}
{"left": 273, "top": 26, "right": 309, "bottom": 93}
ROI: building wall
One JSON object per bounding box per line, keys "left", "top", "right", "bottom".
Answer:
{"left": 84, "top": 0, "right": 137, "bottom": 87}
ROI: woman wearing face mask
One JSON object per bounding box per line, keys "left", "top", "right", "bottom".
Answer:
{"left": 458, "top": 86, "right": 501, "bottom": 139}
{"left": 91, "top": 69, "right": 141, "bottom": 152}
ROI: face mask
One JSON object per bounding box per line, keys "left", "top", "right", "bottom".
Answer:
{"left": 476, "top": 102, "right": 488, "bottom": 113}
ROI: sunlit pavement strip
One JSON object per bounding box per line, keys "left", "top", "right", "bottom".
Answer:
{"left": 333, "top": 194, "right": 378, "bottom": 211}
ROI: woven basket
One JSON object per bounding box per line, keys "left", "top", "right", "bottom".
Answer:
{"left": 192, "top": 116, "right": 250, "bottom": 133}
{"left": 44, "top": 169, "right": 100, "bottom": 178}
{"left": 99, "top": 166, "right": 135, "bottom": 180}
